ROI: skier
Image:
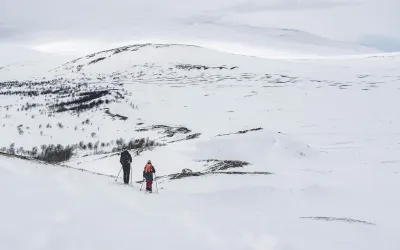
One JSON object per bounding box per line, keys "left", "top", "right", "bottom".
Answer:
{"left": 143, "top": 160, "right": 156, "bottom": 192}
{"left": 120, "top": 150, "right": 132, "bottom": 184}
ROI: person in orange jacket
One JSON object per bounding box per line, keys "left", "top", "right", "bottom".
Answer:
{"left": 143, "top": 160, "right": 156, "bottom": 192}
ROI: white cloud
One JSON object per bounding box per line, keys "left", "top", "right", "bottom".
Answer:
{"left": 30, "top": 40, "right": 110, "bottom": 55}
{"left": 218, "top": 0, "right": 400, "bottom": 41}
{"left": 1, "top": 0, "right": 399, "bottom": 54}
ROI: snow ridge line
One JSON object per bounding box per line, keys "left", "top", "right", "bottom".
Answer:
{"left": 0, "top": 151, "right": 120, "bottom": 179}
{"left": 0, "top": 151, "right": 161, "bottom": 183}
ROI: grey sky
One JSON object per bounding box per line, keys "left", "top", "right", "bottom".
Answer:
{"left": 1, "top": 0, "right": 399, "bottom": 54}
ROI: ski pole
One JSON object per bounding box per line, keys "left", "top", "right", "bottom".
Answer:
{"left": 154, "top": 174, "right": 159, "bottom": 193}
{"left": 140, "top": 179, "right": 145, "bottom": 191}
{"left": 115, "top": 166, "right": 122, "bottom": 182}
{"left": 129, "top": 165, "right": 132, "bottom": 186}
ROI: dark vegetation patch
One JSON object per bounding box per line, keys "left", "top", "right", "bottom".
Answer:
{"left": 218, "top": 171, "right": 270, "bottom": 175}
{"left": 69, "top": 44, "right": 195, "bottom": 68}
{"left": 0, "top": 137, "right": 163, "bottom": 164}
{"left": 136, "top": 125, "right": 191, "bottom": 137}
{"left": 150, "top": 159, "right": 272, "bottom": 182}
{"left": 0, "top": 86, "right": 72, "bottom": 97}
{"left": 216, "top": 127, "right": 263, "bottom": 137}
{"left": 1, "top": 143, "right": 74, "bottom": 163}
{"left": 0, "top": 80, "right": 125, "bottom": 115}
{"left": 0, "top": 151, "right": 123, "bottom": 180}
{"left": 35, "top": 144, "right": 75, "bottom": 163}
{"left": 112, "top": 46, "right": 132, "bottom": 55}
{"left": 56, "top": 99, "right": 108, "bottom": 112}
{"left": 90, "top": 44, "right": 173, "bottom": 57}
{"left": 104, "top": 109, "right": 128, "bottom": 121}
{"left": 17, "top": 125, "right": 24, "bottom": 135}
{"left": 20, "top": 102, "right": 41, "bottom": 111}
{"left": 300, "top": 217, "right": 376, "bottom": 225}
{"left": 53, "top": 90, "right": 109, "bottom": 109}
{"left": 197, "top": 159, "right": 250, "bottom": 171}
{"left": 185, "top": 133, "right": 201, "bottom": 140}
{"left": 88, "top": 57, "right": 106, "bottom": 65}
{"left": 0, "top": 151, "right": 30, "bottom": 160}
{"left": 110, "top": 137, "right": 164, "bottom": 153}
{"left": 262, "top": 85, "right": 286, "bottom": 88}
{"left": 176, "top": 64, "right": 237, "bottom": 71}
{"left": 154, "top": 169, "right": 272, "bottom": 181}
{"left": 169, "top": 169, "right": 206, "bottom": 180}
{"left": 169, "top": 133, "right": 202, "bottom": 143}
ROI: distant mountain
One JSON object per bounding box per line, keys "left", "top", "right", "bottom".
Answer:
{"left": 115, "top": 22, "right": 381, "bottom": 57}
{"left": 0, "top": 44, "right": 51, "bottom": 65}
{"left": 0, "top": 23, "right": 382, "bottom": 82}
{"left": 0, "top": 44, "right": 74, "bottom": 81}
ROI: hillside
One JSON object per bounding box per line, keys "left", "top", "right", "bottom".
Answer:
{"left": 3, "top": 151, "right": 398, "bottom": 250}
{"left": 0, "top": 23, "right": 381, "bottom": 82}
{"left": 143, "top": 22, "right": 380, "bottom": 57}
{"left": 0, "top": 44, "right": 74, "bottom": 82}
{"left": 1, "top": 43, "right": 400, "bottom": 250}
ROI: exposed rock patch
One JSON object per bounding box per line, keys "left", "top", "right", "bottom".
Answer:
{"left": 152, "top": 159, "right": 272, "bottom": 182}
{"left": 136, "top": 125, "right": 191, "bottom": 137}
{"left": 197, "top": 159, "right": 250, "bottom": 171}
{"left": 216, "top": 127, "right": 263, "bottom": 137}
{"left": 175, "top": 64, "right": 238, "bottom": 71}
{"left": 104, "top": 109, "right": 128, "bottom": 121}
{"left": 300, "top": 217, "right": 376, "bottom": 225}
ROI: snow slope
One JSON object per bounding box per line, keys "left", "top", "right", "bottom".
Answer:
{"left": 1, "top": 43, "right": 400, "bottom": 249}
{"left": 0, "top": 44, "right": 74, "bottom": 81}
{"left": 1, "top": 141, "right": 399, "bottom": 250}
{"left": 131, "top": 22, "right": 380, "bottom": 57}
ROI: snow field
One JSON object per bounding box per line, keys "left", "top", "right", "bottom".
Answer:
{"left": 1, "top": 44, "right": 400, "bottom": 250}
{"left": 1, "top": 148, "right": 399, "bottom": 250}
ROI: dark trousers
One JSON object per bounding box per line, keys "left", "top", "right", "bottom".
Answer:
{"left": 146, "top": 179, "right": 153, "bottom": 191}
{"left": 123, "top": 164, "right": 131, "bottom": 184}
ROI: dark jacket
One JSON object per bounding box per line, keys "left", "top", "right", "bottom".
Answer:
{"left": 143, "top": 164, "right": 156, "bottom": 179}
{"left": 120, "top": 150, "right": 132, "bottom": 166}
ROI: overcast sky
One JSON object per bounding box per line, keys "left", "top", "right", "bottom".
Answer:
{"left": 1, "top": 0, "right": 399, "bottom": 55}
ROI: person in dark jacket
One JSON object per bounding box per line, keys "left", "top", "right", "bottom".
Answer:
{"left": 143, "top": 160, "right": 156, "bottom": 192}
{"left": 120, "top": 150, "right": 132, "bottom": 184}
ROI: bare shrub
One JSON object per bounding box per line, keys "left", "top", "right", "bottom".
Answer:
{"left": 7, "top": 143, "right": 15, "bottom": 154}
{"left": 17, "top": 125, "right": 24, "bottom": 135}
{"left": 35, "top": 144, "right": 74, "bottom": 163}
{"left": 111, "top": 137, "right": 160, "bottom": 152}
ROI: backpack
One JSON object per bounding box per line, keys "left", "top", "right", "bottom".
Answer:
{"left": 144, "top": 164, "right": 153, "bottom": 173}
{"left": 120, "top": 151, "right": 130, "bottom": 165}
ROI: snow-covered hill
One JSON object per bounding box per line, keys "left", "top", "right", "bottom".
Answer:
{"left": 0, "top": 44, "right": 74, "bottom": 82}
{"left": 49, "top": 43, "right": 396, "bottom": 85}
{"left": 136, "top": 22, "right": 380, "bottom": 57}
{"left": 1, "top": 43, "right": 399, "bottom": 250}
